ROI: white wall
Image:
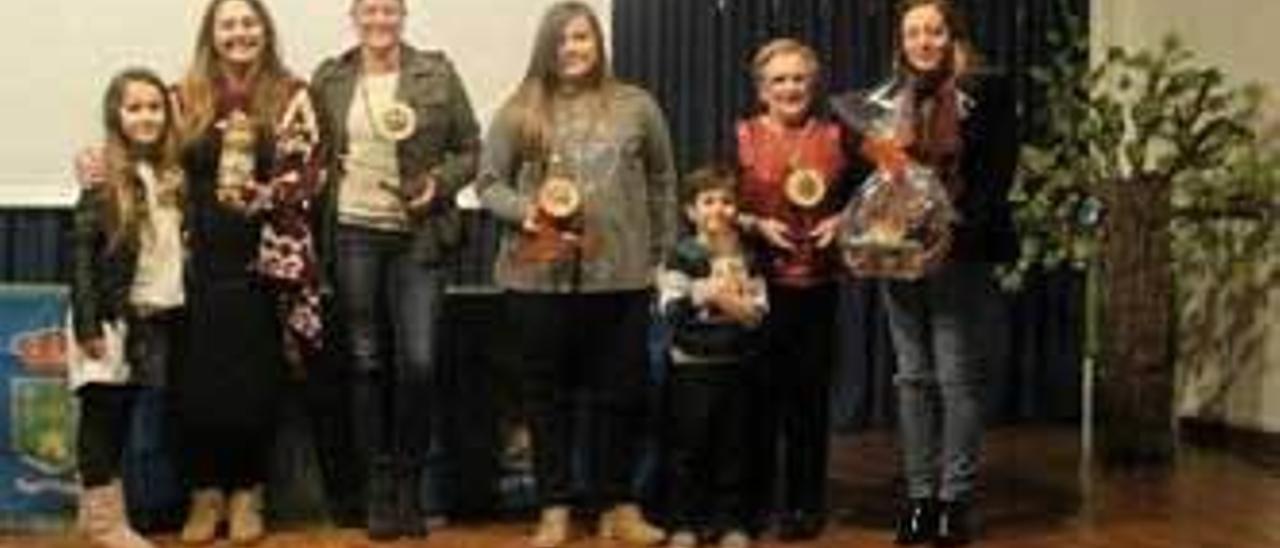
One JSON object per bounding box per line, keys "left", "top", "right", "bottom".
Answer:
{"left": 1092, "top": 0, "right": 1280, "bottom": 433}
{"left": 0, "top": 0, "right": 610, "bottom": 207}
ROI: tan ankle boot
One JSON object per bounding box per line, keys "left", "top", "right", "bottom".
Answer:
{"left": 599, "top": 503, "right": 665, "bottom": 545}
{"left": 227, "top": 485, "right": 265, "bottom": 545}
{"left": 180, "top": 488, "right": 224, "bottom": 544}
{"left": 530, "top": 505, "right": 571, "bottom": 548}
{"left": 78, "top": 481, "right": 155, "bottom": 548}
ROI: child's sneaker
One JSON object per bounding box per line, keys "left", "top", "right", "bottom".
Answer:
{"left": 668, "top": 530, "right": 698, "bottom": 548}
{"left": 718, "top": 529, "right": 751, "bottom": 548}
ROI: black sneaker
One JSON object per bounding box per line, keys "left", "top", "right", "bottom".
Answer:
{"left": 934, "top": 500, "right": 974, "bottom": 547}
{"left": 894, "top": 498, "right": 937, "bottom": 545}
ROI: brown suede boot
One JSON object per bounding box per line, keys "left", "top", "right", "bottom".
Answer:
{"left": 227, "top": 485, "right": 266, "bottom": 545}
{"left": 179, "top": 488, "right": 224, "bottom": 544}
{"left": 599, "top": 503, "right": 665, "bottom": 545}
{"left": 78, "top": 481, "right": 155, "bottom": 548}
{"left": 529, "top": 505, "right": 571, "bottom": 548}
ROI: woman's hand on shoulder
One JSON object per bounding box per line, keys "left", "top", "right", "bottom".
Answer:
{"left": 74, "top": 146, "right": 107, "bottom": 189}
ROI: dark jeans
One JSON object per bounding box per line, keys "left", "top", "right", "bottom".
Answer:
{"left": 666, "top": 364, "right": 748, "bottom": 533}
{"left": 506, "top": 290, "right": 651, "bottom": 508}
{"left": 882, "top": 263, "right": 1006, "bottom": 502}
{"left": 747, "top": 283, "right": 836, "bottom": 524}
{"left": 335, "top": 225, "right": 444, "bottom": 468}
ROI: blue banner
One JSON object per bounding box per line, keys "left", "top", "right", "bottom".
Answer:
{"left": 0, "top": 285, "right": 76, "bottom": 531}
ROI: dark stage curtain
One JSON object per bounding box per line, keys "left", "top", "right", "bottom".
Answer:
{"left": 612, "top": 0, "right": 1088, "bottom": 428}
{"left": 0, "top": 209, "right": 69, "bottom": 283}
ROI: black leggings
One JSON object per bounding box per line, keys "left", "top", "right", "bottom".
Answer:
{"left": 77, "top": 385, "right": 139, "bottom": 488}
{"left": 507, "top": 290, "right": 653, "bottom": 508}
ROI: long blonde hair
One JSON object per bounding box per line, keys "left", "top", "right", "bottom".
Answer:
{"left": 176, "top": 0, "right": 295, "bottom": 142}
{"left": 501, "top": 1, "right": 614, "bottom": 157}
{"left": 101, "top": 68, "right": 184, "bottom": 252}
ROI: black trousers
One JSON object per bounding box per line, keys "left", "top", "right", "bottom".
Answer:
{"left": 746, "top": 283, "right": 836, "bottom": 525}
{"left": 506, "top": 290, "right": 652, "bottom": 508}
{"left": 666, "top": 364, "right": 748, "bottom": 533}
{"left": 176, "top": 280, "right": 285, "bottom": 491}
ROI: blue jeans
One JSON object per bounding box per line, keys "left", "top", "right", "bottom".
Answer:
{"left": 881, "top": 263, "right": 1007, "bottom": 502}
{"left": 335, "top": 225, "right": 444, "bottom": 498}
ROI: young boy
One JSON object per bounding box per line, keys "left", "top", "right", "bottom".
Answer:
{"left": 658, "top": 165, "right": 768, "bottom": 548}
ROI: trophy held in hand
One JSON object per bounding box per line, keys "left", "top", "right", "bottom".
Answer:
{"left": 773, "top": 160, "right": 829, "bottom": 280}
{"left": 216, "top": 109, "right": 258, "bottom": 212}
{"left": 515, "top": 155, "right": 600, "bottom": 263}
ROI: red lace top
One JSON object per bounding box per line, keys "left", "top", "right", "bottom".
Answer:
{"left": 736, "top": 116, "right": 847, "bottom": 286}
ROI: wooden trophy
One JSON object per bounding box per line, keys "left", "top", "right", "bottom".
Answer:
{"left": 776, "top": 160, "right": 829, "bottom": 279}
{"left": 515, "top": 155, "right": 598, "bottom": 263}
{"left": 215, "top": 109, "right": 257, "bottom": 211}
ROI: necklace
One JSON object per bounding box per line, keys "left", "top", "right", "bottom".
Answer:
{"left": 767, "top": 118, "right": 827, "bottom": 209}
{"left": 358, "top": 71, "right": 415, "bottom": 142}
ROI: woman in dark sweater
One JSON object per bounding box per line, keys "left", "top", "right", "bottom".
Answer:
{"left": 169, "top": 0, "right": 323, "bottom": 543}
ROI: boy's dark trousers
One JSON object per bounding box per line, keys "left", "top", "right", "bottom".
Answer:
{"left": 666, "top": 362, "right": 749, "bottom": 534}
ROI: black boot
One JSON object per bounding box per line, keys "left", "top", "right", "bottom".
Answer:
{"left": 397, "top": 459, "right": 428, "bottom": 538}
{"left": 934, "top": 500, "right": 973, "bottom": 547}
{"left": 366, "top": 458, "right": 400, "bottom": 541}
{"left": 352, "top": 376, "right": 398, "bottom": 540}
{"left": 393, "top": 373, "right": 433, "bottom": 538}
{"left": 777, "top": 510, "right": 824, "bottom": 541}
{"left": 895, "top": 498, "right": 937, "bottom": 545}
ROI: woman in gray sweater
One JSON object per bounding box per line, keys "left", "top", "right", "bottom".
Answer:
{"left": 476, "top": 2, "right": 676, "bottom": 546}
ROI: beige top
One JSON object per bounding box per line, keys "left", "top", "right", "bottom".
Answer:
{"left": 129, "top": 163, "right": 185, "bottom": 312}
{"left": 339, "top": 72, "right": 408, "bottom": 232}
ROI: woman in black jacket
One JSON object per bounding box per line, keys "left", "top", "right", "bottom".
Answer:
{"left": 832, "top": 1, "right": 1016, "bottom": 545}
{"left": 70, "top": 67, "right": 186, "bottom": 548}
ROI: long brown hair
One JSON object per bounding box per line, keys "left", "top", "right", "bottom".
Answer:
{"left": 894, "top": 0, "right": 972, "bottom": 194}
{"left": 101, "top": 68, "right": 184, "bottom": 251}
{"left": 177, "top": 0, "right": 295, "bottom": 142}
{"left": 501, "top": 1, "right": 614, "bottom": 156}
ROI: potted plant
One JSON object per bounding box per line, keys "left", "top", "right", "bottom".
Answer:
{"left": 1006, "top": 20, "right": 1279, "bottom": 466}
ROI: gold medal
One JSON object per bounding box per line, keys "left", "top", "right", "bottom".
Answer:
{"left": 784, "top": 167, "right": 827, "bottom": 209}
{"left": 537, "top": 174, "right": 582, "bottom": 220}
{"left": 378, "top": 101, "right": 416, "bottom": 142}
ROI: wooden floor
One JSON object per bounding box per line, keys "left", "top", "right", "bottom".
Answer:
{"left": 5, "top": 426, "right": 1279, "bottom": 547}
